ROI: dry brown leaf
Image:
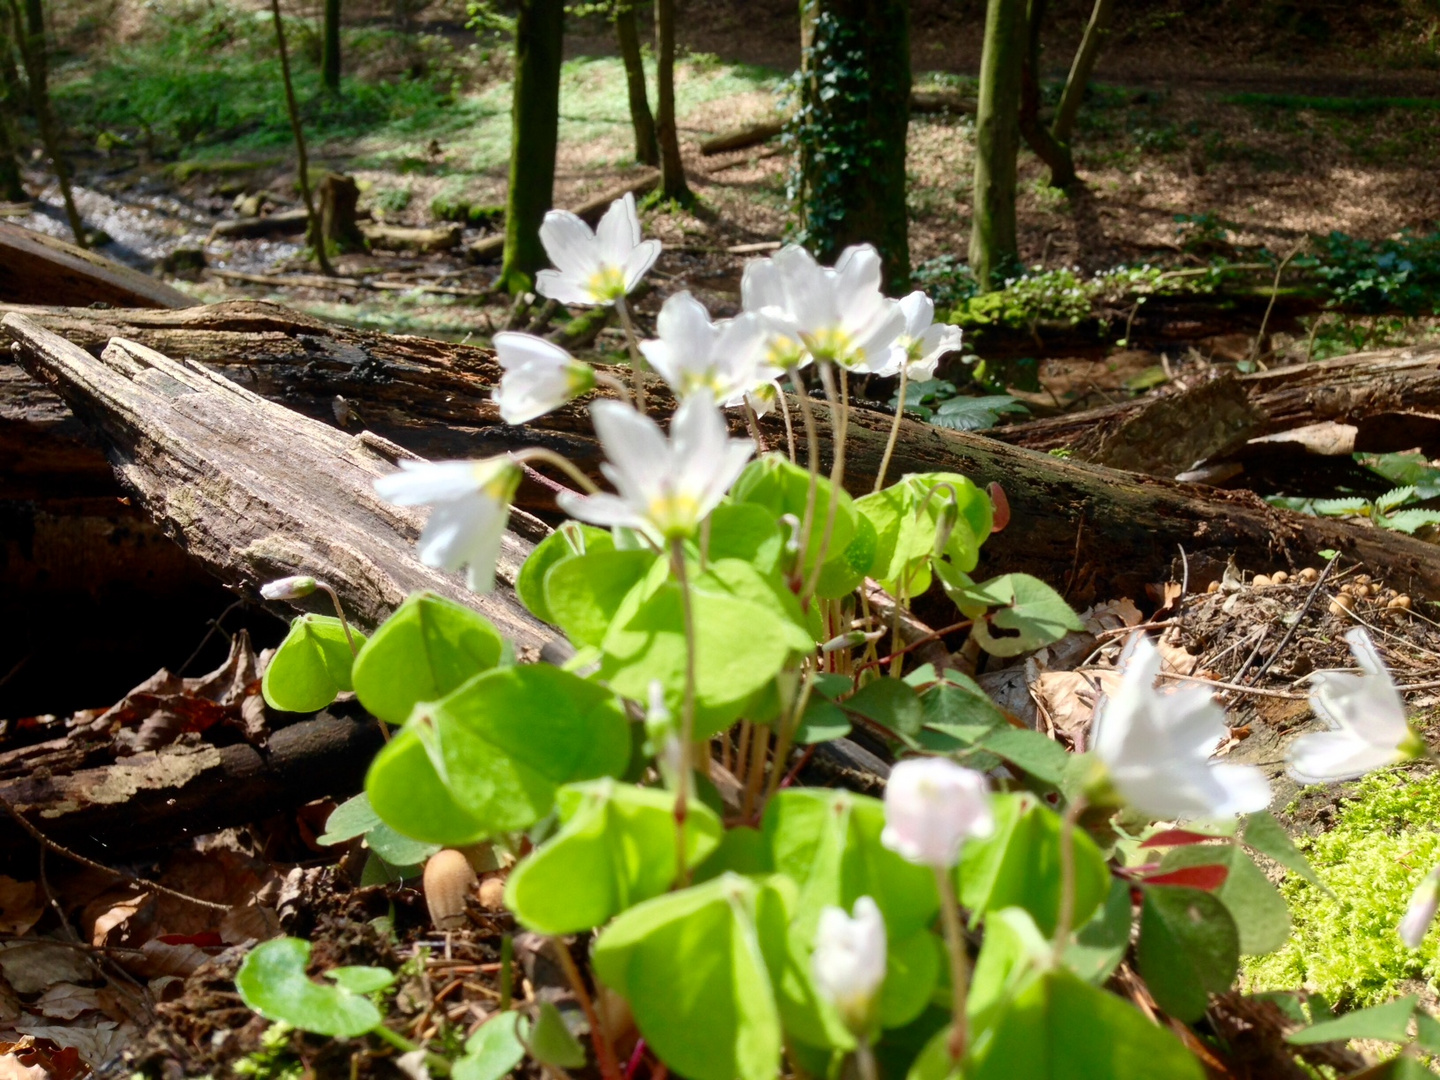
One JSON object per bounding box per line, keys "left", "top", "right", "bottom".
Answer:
{"left": 12, "top": 1021, "right": 133, "bottom": 1070}
{"left": 124, "top": 938, "right": 211, "bottom": 980}
{"left": 0, "top": 944, "right": 93, "bottom": 995}
{"left": 33, "top": 986, "right": 103, "bottom": 1023}
{"left": 219, "top": 904, "right": 280, "bottom": 946}
{"left": 0, "top": 881, "right": 43, "bottom": 938}
{"left": 0, "top": 1053, "right": 48, "bottom": 1080}
{"left": 1156, "top": 639, "right": 1200, "bottom": 676}
{"left": 1033, "top": 670, "right": 1123, "bottom": 747}
{"left": 84, "top": 890, "right": 151, "bottom": 948}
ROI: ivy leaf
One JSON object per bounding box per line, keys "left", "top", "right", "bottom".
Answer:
{"left": 235, "top": 937, "right": 382, "bottom": 1038}
{"left": 1286, "top": 995, "right": 1418, "bottom": 1045}
{"left": 1137, "top": 886, "right": 1240, "bottom": 1022}
{"left": 352, "top": 592, "right": 504, "bottom": 725}
{"left": 261, "top": 614, "right": 363, "bottom": 713}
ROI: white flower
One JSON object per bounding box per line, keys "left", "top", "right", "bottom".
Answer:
{"left": 535, "top": 192, "right": 661, "bottom": 306}
{"left": 260, "top": 575, "right": 317, "bottom": 600}
{"left": 1091, "top": 635, "right": 1271, "bottom": 820}
{"left": 638, "top": 291, "right": 767, "bottom": 404}
{"left": 556, "top": 393, "right": 754, "bottom": 543}
{"left": 375, "top": 458, "right": 521, "bottom": 593}
{"left": 1400, "top": 865, "right": 1440, "bottom": 948}
{"left": 493, "top": 332, "right": 595, "bottom": 425}
{"left": 875, "top": 292, "right": 963, "bottom": 380}
{"left": 880, "top": 757, "right": 994, "bottom": 868}
{"left": 1287, "top": 627, "right": 1424, "bottom": 784}
{"left": 741, "top": 244, "right": 905, "bottom": 372}
{"left": 812, "top": 896, "right": 887, "bottom": 1034}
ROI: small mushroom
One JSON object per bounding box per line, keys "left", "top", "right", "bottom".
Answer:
{"left": 1352, "top": 584, "right": 1370, "bottom": 599}
{"left": 1389, "top": 595, "right": 1413, "bottom": 612}
{"left": 1354, "top": 573, "right": 1373, "bottom": 586}
{"left": 478, "top": 875, "right": 508, "bottom": 911}
{"left": 424, "top": 849, "right": 479, "bottom": 931}
{"left": 1298, "top": 567, "right": 1320, "bottom": 583}
{"left": 1252, "top": 574, "right": 1272, "bottom": 587}
{"left": 1271, "top": 570, "right": 1289, "bottom": 585}
{"left": 1329, "top": 593, "right": 1356, "bottom": 618}
{"left": 1206, "top": 580, "right": 1221, "bottom": 594}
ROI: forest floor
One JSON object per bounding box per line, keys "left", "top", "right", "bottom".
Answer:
{"left": 6, "top": 1, "right": 1440, "bottom": 1076}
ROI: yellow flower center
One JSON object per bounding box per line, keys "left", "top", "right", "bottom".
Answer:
{"left": 647, "top": 492, "right": 702, "bottom": 539}
{"left": 801, "top": 326, "right": 857, "bottom": 366}
{"left": 587, "top": 264, "right": 628, "bottom": 303}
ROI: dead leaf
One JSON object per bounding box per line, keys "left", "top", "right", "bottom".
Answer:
{"left": 12, "top": 1021, "right": 133, "bottom": 1070}
{"left": 123, "top": 938, "right": 212, "bottom": 980}
{"left": 1156, "top": 639, "right": 1200, "bottom": 677}
{"left": 34, "top": 986, "right": 104, "bottom": 1022}
{"left": 0, "top": 943, "right": 93, "bottom": 995}
{"left": 1033, "top": 670, "right": 1123, "bottom": 748}
{"left": 0, "top": 880, "right": 43, "bottom": 937}
{"left": 0, "top": 1053, "right": 47, "bottom": 1080}
{"left": 84, "top": 890, "right": 151, "bottom": 948}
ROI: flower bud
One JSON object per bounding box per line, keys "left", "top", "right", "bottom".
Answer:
{"left": 821, "top": 629, "right": 885, "bottom": 654}
{"left": 1400, "top": 865, "right": 1440, "bottom": 948}
{"left": 812, "top": 896, "right": 887, "bottom": 1036}
{"left": 260, "top": 575, "right": 317, "bottom": 601}
{"left": 880, "top": 758, "right": 994, "bottom": 868}
{"left": 932, "top": 494, "right": 960, "bottom": 560}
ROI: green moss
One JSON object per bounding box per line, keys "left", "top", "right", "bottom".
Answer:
{"left": 1244, "top": 771, "right": 1440, "bottom": 1007}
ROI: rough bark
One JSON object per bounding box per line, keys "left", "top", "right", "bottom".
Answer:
{"left": 499, "top": 0, "right": 564, "bottom": 293}
{"left": 0, "top": 220, "right": 196, "bottom": 307}
{"left": 2, "top": 312, "right": 556, "bottom": 644}
{"left": 321, "top": 0, "right": 341, "bottom": 93}
{"left": 794, "top": 0, "right": 911, "bottom": 292}
{"left": 615, "top": 0, "right": 658, "bottom": 167}
{"left": 969, "top": 0, "right": 1025, "bottom": 290}
{"left": 10, "top": 301, "right": 1440, "bottom": 605}
{"left": 653, "top": 0, "right": 690, "bottom": 202}
{"left": 319, "top": 172, "right": 366, "bottom": 251}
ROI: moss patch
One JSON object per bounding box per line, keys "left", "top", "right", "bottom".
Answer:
{"left": 1245, "top": 771, "right": 1440, "bottom": 1007}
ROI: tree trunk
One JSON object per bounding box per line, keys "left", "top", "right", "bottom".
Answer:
{"left": 11, "top": 301, "right": 1440, "bottom": 607}
{"left": 794, "top": 0, "right": 911, "bottom": 292}
{"left": 321, "top": 0, "right": 341, "bottom": 93}
{"left": 969, "top": 0, "right": 1024, "bottom": 291}
{"left": 270, "top": 0, "right": 336, "bottom": 277}
{"left": 499, "top": 0, "right": 564, "bottom": 294}
{"left": 1051, "top": 0, "right": 1115, "bottom": 149}
{"left": 653, "top": 0, "right": 690, "bottom": 202}
{"left": 0, "top": 21, "right": 26, "bottom": 202}
{"left": 1017, "top": 0, "right": 1074, "bottom": 189}
{"left": 615, "top": 0, "right": 657, "bottom": 167}
{"left": 6, "top": 0, "right": 82, "bottom": 244}
{"left": 319, "top": 172, "right": 367, "bottom": 251}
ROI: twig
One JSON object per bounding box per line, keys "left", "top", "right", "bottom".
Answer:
{"left": 1250, "top": 240, "right": 1306, "bottom": 364}
{"left": 1149, "top": 671, "right": 1306, "bottom": 700}
{"left": 0, "top": 793, "right": 233, "bottom": 911}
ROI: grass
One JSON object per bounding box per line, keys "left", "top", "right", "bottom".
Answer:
{"left": 1224, "top": 92, "right": 1440, "bottom": 115}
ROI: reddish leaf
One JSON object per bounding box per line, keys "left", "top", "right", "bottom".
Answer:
{"left": 1140, "top": 829, "right": 1224, "bottom": 849}
{"left": 988, "top": 483, "right": 1011, "bottom": 532}
{"left": 1141, "top": 864, "right": 1230, "bottom": 891}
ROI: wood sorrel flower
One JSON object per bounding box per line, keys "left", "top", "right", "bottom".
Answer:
{"left": 535, "top": 192, "right": 661, "bottom": 306}
{"left": 1288, "top": 626, "right": 1424, "bottom": 783}
{"left": 880, "top": 758, "right": 994, "bottom": 868}
{"left": 741, "top": 243, "right": 904, "bottom": 372}
{"left": 1091, "top": 634, "right": 1271, "bottom": 820}
{"left": 260, "top": 575, "right": 317, "bottom": 600}
{"left": 556, "top": 393, "right": 754, "bottom": 543}
{"left": 875, "top": 291, "right": 964, "bottom": 380}
{"left": 374, "top": 458, "right": 521, "bottom": 593}
{"left": 812, "top": 896, "right": 887, "bottom": 1035}
{"left": 639, "top": 291, "right": 767, "bottom": 404}
{"left": 493, "top": 332, "right": 595, "bottom": 424}
{"left": 1400, "top": 864, "right": 1440, "bottom": 948}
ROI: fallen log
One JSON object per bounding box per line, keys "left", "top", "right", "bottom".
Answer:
{"left": 0, "top": 220, "right": 196, "bottom": 309}
{"left": 8, "top": 301, "right": 1440, "bottom": 604}
{"left": 362, "top": 221, "right": 463, "bottom": 253}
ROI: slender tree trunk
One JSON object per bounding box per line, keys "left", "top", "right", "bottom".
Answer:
{"left": 1017, "top": 0, "right": 1073, "bottom": 189}
{"left": 499, "top": 0, "right": 564, "bottom": 294}
{"left": 969, "top": 0, "right": 1025, "bottom": 291}
{"left": 6, "top": 0, "right": 82, "bottom": 244}
{"left": 794, "top": 0, "right": 910, "bottom": 292}
{"left": 321, "top": 0, "right": 341, "bottom": 93}
{"left": 1051, "top": 0, "right": 1115, "bottom": 147}
{"left": 270, "top": 0, "right": 336, "bottom": 276}
{"left": 0, "top": 22, "right": 27, "bottom": 201}
{"left": 653, "top": 0, "right": 690, "bottom": 202}
{"left": 614, "top": 1, "right": 657, "bottom": 166}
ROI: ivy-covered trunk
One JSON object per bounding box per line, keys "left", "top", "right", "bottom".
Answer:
{"left": 653, "top": 0, "right": 690, "bottom": 202}
{"left": 969, "top": 0, "right": 1025, "bottom": 291}
{"left": 499, "top": 0, "right": 564, "bottom": 294}
{"left": 615, "top": 1, "right": 657, "bottom": 166}
{"left": 793, "top": 0, "right": 911, "bottom": 293}
{"left": 321, "top": 0, "right": 341, "bottom": 93}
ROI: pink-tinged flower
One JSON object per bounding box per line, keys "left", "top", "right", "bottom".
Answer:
{"left": 875, "top": 291, "right": 963, "bottom": 380}
{"left": 812, "top": 896, "right": 887, "bottom": 1034}
{"left": 1288, "top": 627, "right": 1424, "bottom": 784}
{"left": 260, "top": 575, "right": 317, "bottom": 601}
{"left": 880, "top": 757, "right": 994, "bottom": 868}
{"left": 535, "top": 193, "right": 660, "bottom": 306}
{"left": 1400, "top": 865, "right": 1440, "bottom": 948}
{"left": 1092, "top": 634, "right": 1271, "bottom": 820}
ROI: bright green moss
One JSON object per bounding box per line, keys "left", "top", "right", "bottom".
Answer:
{"left": 1245, "top": 771, "right": 1440, "bottom": 1007}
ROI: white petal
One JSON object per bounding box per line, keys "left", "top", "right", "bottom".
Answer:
{"left": 1287, "top": 730, "right": 1403, "bottom": 784}
{"left": 556, "top": 489, "right": 646, "bottom": 530}
{"left": 1205, "top": 763, "right": 1272, "bottom": 816}
{"left": 595, "top": 192, "right": 642, "bottom": 259}
{"left": 494, "top": 331, "right": 574, "bottom": 372}
{"left": 898, "top": 290, "right": 934, "bottom": 336}
{"left": 741, "top": 256, "right": 784, "bottom": 314}
{"left": 374, "top": 460, "right": 485, "bottom": 505}
{"left": 535, "top": 269, "right": 600, "bottom": 307}
{"left": 591, "top": 399, "right": 671, "bottom": 503}
{"left": 538, "top": 210, "right": 598, "bottom": 276}
{"left": 622, "top": 239, "right": 662, "bottom": 293}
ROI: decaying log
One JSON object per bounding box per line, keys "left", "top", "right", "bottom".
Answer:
{"left": 0, "top": 220, "right": 196, "bottom": 309}
{"left": 994, "top": 342, "right": 1440, "bottom": 468}
{"left": 0, "top": 708, "right": 383, "bottom": 859}
{"left": 362, "top": 222, "right": 463, "bottom": 253}
{"left": 7, "top": 300, "right": 1440, "bottom": 604}
{"left": 2, "top": 312, "right": 556, "bottom": 647}
{"left": 208, "top": 206, "right": 313, "bottom": 240}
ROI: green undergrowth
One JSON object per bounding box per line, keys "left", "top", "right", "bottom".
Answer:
{"left": 1245, "top": 771, "right": 1440, "bottom": 1008}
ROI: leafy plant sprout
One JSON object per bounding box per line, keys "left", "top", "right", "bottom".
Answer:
{"left": 245, "top": 193, "right": 1440, "bottom": 1080}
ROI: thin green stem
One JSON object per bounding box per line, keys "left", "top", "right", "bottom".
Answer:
{"left": 511, "top": 447, "right": 603, "bottom": 494}
{"left": 671, "top": 538, "right": 698, "bottom": 888}
{"left": 614, "top": 295, "right": 648, "bottom": 415}
{"left": 552, "top": 938, "right": 624, "bottom": 1080}
{"left": 854, "top": 1041, "right": 879, "bottom": 1080}
{"left": 369, "top": 1024, "right": 451, "bottom": 1075}
{"left": 763, "top": 666, "right": 814, "bottom": 804}
{"left": 874, "top": 367, "right": 908, "bottom": 493}
{"left": 316, "top": 582, "right": 358, "bottom": 655}
{"left": 777, "top": 386, "right": 798, "bottom": 463}
{"left": 787, "top": 364, "right": 821, "bottom": 592}
{"left": 1052, "top": 796, "right": 1088, "bottom": 967}
{"left": 802, "top": 363, "right": 848, "bottom": 602}
{"left": 936, "top": 865, "right": 971, "bottom": 1064}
